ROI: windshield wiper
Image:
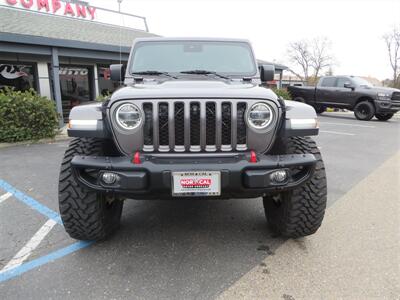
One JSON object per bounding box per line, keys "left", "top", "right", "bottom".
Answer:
{"left": 132, "top": 71, "right": 178, "bottom": 79}
{"left": 180, "top": 70, "right": 231, "bottom": 80}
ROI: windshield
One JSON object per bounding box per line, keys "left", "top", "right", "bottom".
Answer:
{"left": 130, "top": 41, "right": 257, "bottom": 76}
{"left": 352, "top": 77, "right": 373, "bottom": 87}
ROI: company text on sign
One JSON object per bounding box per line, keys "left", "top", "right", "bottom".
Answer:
{"left": 5, "top": 0, "right": 96, "bottom": 20}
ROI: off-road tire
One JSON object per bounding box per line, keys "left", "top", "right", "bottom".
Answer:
{"left": 58, "top": 138, "right": 123, "bottom": 241}
{"left": 354, "top": 101, "right": 375, "bottom": 121}
{"left": 375, "top": 113, "right": 394, "bottom": 121}
{"left": 263, "top": 136, "right": 327, "bottom": 238}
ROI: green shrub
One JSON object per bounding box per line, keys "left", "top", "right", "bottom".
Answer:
{"left": 272, "top": 88, "right": 292, "bottom": 100}
{"left": 0, "top": 88, "right": 59, "bottom": 142}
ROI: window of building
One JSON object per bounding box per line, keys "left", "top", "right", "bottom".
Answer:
{"left": 58, "top": 65, "right": 93, "bottom": 121}
{"left": 0, "top": 62, "right": 37, "bottom": 92}
{"left": 97, "top": 64, "right": 122, "bottom": 96}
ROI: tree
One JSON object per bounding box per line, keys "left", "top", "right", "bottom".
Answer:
{"left": 287, "top": 40, "right": 311, "bottom": 83}
{"left": 310, "top": 37, "right": 333, "bottom": 82}
{"left": 383, "top": 26, "right": 400, "bottom": 88}
{"left": 287, "top": 37, "right": 334, "bottom": 85}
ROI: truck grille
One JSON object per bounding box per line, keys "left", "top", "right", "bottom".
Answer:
{"left": 142, "top": 100, "right": 248, "bottom": 152}
{"left": 391, "top": 92, "right": 400, "bottom": 101}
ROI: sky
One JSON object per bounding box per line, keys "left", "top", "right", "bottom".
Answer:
{"left": 93, "top": 0, "right": 399, "bottom": 80}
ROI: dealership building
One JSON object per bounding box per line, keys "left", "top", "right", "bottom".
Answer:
{"left": 0, "top": 0, "right": 287, "bottom": 126}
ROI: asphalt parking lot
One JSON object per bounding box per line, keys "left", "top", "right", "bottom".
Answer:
{"left": 0, "top": 112, "right": 399, "bottom": 299}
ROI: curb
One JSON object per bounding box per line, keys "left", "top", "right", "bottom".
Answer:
{"left": 0, "top": 135, "right": 71, "bottom": 149}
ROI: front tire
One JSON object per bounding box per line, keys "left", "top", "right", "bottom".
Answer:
{"left": 58, "top": 138, "right": 123, "bottom": 241}
{"left": 354, "top": 101, "right": 375, "bottom": 121}
{"left": 263, "top": 137, "right": 327, "bottom": 238}
{"left": 375, "top": 113, "right": 394, "bottom": 121}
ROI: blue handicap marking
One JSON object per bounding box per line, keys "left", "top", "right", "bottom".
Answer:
{"left": 0, "top": 179, "right": 94, "bottom": 283}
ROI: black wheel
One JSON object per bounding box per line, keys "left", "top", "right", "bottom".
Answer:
{"left": 375, "top": 113, "right": 394, "bottom": 121}
{"left": 354, "top": 101, "right": 375, "bottom": 121}
{"left": 313, "top": 105, "right": 325, "bottom": 114}
{"left": 58, "top": 138, "right": 123, "bottom": 241}
{"left": 263, "top": 137, "right": 327, "bottom": 238}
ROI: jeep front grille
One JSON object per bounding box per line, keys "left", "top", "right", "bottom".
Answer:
{"left": 142, "top": 100, "right": 248, "bottom": 152}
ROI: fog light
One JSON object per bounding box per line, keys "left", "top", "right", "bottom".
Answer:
{"left": 101, "top": 172, "right": 118, "bottom": 184}
{"left": 270, "top": 170, "right": 288, "bottom": 183}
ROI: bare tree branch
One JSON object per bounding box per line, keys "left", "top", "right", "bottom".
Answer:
{"left": 287, "top": 37, "right": 334, "bottom": 85}
{"left": 287, "top": 40, "right": 311, "bottom": 82}
{"left": 383, "top": 25, "right": 400, "bottom": 87}
{"left": 310, "top": 37, "right": 334, "bottom": 82}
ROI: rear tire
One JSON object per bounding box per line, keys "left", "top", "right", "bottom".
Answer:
{"left": 354, "top": 101, "right": 375, "bottom": 121}
{"left": 263, "top": 137, "right": 327, "bottom": 238}
{"left": 58, "top": 138, "right": 123, "bottom": 241}
{"left": 375, "top": 113, "right": 394, "bottom": 121}
{"left": 313, "top": 104, "right": 325, "bottom": 114}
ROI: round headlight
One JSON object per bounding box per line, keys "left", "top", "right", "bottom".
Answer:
{"left": 116, "top": 103, "right": 142, "bottom": 130}
{"left": 247, "top": 103, "right": 273, "bottom": 129}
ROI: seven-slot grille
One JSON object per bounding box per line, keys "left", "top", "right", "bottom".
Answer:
{"left": 142, "top": 101, "right": 248, "bottom": 152}
{"left": 391, "top": 92, "right": 400, "bottom": 109}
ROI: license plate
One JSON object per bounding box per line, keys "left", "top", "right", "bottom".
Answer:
{"left": 172, "top": 171, "right": 221, "bottom": 197}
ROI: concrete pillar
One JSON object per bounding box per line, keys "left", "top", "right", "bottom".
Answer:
{"left": 50, "top": 47, "right": 64, "bottom": 127}
{"left": 93, "top": 64, "right": 99, "bottom": 99}
{"left": 36, "top": 62, "right": 52, "bottom": 99}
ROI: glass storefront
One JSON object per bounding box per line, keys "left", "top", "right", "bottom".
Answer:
{"left": 0, "top": 62, "right": 37, "bottom": 92}
{"left": 97, "top": 64, "right": 121, "bottom": 96}
{"left": 58, "top": 65, "right": 93, "bottom": 121}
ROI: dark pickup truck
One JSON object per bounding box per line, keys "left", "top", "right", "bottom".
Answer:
{"left": 288, "top": 76, "right": 400, "bottom": 121}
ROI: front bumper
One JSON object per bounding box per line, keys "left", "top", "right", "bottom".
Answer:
{"left": 71, "top": 152, "right": 317, "bottom": 198}
{"left": 375, "top": 100, "right": 400, "bottom": 113}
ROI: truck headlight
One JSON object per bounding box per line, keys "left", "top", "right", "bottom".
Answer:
{"left": 115, "top": 103, "right": 142, "bottom": 130}
{"left": 247, "top": 103, "right": 273, "bottom": 130}
{"left": 377, "top": 92, "right": 391, "bottom": 101}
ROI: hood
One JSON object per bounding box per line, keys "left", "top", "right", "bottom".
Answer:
{"left": 359, "top": 85, "right": 400, "bottom": 94}
{"left": 110, "top": 80, "right": 278, "bottom": 102}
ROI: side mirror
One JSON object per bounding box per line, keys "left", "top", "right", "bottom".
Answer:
{"left": 259, "top": 64, "right": 275, "bottom": 82}
{"left": 110, "top": 64, "right": 126, "bottom": 82}
{"left": 344, "top": 82, "right": 354, "bottom": 89}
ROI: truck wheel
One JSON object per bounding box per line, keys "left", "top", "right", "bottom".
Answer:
{"left": 375, "top": 113, "right": 394, "bottom": 121}
{"left": 354, "top": 101, "right": 375, "bottom": 121}
{"left": 313, "top": 105, "right": 325, "bottom": 114}
{"left": 263, "top": 137, "right": 327, "bottom": 238}
{"left": 58, "top": 138, "right": 123, "bottom": 241}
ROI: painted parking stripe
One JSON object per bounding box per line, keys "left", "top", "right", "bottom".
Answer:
{"left": 320, "top": 130, "right": 355, "bottom": 136}
{"left": 0, "top": 240, "right": 93, "bottom": 283}
{"left": 0, "top": 192, "right": 12, "bottom": 204}
{"left": 320, "top": 122, "right": 375, "bottom": 128}
{"left": 0, "top": 179, "right": 62, "bottom": 224}
{"left": 0, "top": 179, "right": 94, "bottom": 283}
{"left": 1, "top": 219, "right": 57, "bottom": 273}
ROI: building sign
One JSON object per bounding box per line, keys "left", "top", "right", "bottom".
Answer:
{"left": 3, "top": 0, "right": 96, "bottom": 20}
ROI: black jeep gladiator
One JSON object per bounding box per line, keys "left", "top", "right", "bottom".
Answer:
{"left": 59, "top": 38, "right": 327, "bottom": 241}
{"left": 288, "top": 76, "right": 400, "bottom": 121}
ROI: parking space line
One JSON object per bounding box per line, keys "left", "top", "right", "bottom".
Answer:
{"left": 0, "top": 240, "right": 93, "bottom": 283}
{"left": 320, "top": 130, "right": 355, "bottom": 136}
{"left": 0, "top": 179, "right": 94, "bottom": 283}
{"left": 0, "top": 192, "right": 12, "bottom": 204}
{"left": 0, "top": 179, "right": 62, "bottom": 224}
{"left": 319, "top": 122, "right": 375, "bottom": 128}
{"left": 1, "top": 219, "right": 57, "bottom": 273}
